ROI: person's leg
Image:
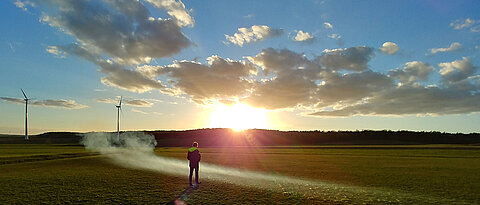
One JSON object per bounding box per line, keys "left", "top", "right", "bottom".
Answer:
{"left": 194, "top": 164, "right": 199, "bottom": 184}
{"left": 189, "top": 166, "right": 194, "bottom": 186}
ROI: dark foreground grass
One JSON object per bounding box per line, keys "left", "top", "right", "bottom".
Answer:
{"left": 0, "top": 144, "right": 479, "bottom": 204}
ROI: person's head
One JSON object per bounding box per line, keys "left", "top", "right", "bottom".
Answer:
{"left": 192, "top": 141, "right": 198, "bottom": 148}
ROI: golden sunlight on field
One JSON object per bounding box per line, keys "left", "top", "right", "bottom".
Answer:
{"left": 209, "top": 103, "right": 268, "bottom": 131}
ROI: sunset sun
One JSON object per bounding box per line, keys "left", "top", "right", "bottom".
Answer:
{"left": 210, "top": 103, "right": 268, "bottom": 131}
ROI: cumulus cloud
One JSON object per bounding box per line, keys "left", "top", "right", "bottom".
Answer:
{"left": 450, "top": 18, "right": 479, "bottom": 32}
{"left": 389, "top": 61, "right": 434, "bottom": 85}
{"left": 323, "top": 22, "right": 333, "bottom": 29}
{"left": 159, "top": 56, "right": 257, "bottom": 103}
{"left": 225, "top": 25, "right": 283, "bottom": 47}
{"left": 315, "top": 71, "right": 394, "bottom": 107}
{"left": 144, "top": 0, "right": 194, "bottom": 27}
{"left": 439, "top": 57, "right": 477, "bottom": 84}
{"left": 309, "top": 86, "right": 480, "bottom": 116}
{"left": 138, "top": 48, "right": 480, "bottom": 116}
{"left": 1, "top": 97, "right": 87, "bottom": 109}
{"left": 59, "top": 44, "right": 168, "bottom": 93}
{"left": 318, "top": 46, "right": 375, "bottom": 71}
{"left": 379, "top": 42, "right": 399, "bottom": 55}
{"left": 30, "top": 0, "right": 195, "bottom": 92}
{"left": 293, "top": 30, "right": 314, "bottom": 42}
{"left": 309, "top": 57, "right": 480, "bottom": 117}
{"left": 244, "top": 49, "right": 480, "bottom": 116}
{"left": 430, "top": 42, "right": 462, "bottom": 54}
{"left": 39, "top": 0, "right": 192, "bottom": 65}
{"left": 244, "top": 48, "right": 321, "bottom": 109}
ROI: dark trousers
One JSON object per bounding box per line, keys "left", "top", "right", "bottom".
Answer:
{"left": 189, "top": 164, "right": 199, "bottom": 185}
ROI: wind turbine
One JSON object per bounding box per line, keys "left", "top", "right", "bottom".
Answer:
{"left": 21, "top": 89, "right": 29, "bottom": 141}
{"left": 116, "top": 96, "right": 122, "bottom": 141}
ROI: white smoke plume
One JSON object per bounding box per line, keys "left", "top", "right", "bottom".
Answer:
{"left": 81, "top": 132, "right": 451, "bottom": 204}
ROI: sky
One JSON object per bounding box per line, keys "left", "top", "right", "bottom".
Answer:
{"left": 1, "top": 0, "right": 480, "bottom": 134}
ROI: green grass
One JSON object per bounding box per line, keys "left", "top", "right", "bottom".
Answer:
{"left": 0, "top": 145, "right": 479, "bottom": 204}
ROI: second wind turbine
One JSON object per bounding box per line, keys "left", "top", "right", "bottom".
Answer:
{"left": 21, "top": 89, "right": 29, "bottom": 141}
{"left": 116, "top": 96, "right": 122, "bottom": 142}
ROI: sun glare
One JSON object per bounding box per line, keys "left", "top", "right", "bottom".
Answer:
{"left": 210, "top": 103, "right": 268, "bottom": 131}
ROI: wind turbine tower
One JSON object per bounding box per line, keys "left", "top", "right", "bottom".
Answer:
{"left": 116, "top": 96, "right": 122, "bottom": 141}
{"left": 21, "top": 89, "right": 29, "bottom": 141}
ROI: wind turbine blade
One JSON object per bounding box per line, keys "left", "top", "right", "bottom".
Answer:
{"left": 119, "top": 96, "right": 123, "bottom": 107}
{"left": 20, "top": 88, "right": 28, "bottom": 99}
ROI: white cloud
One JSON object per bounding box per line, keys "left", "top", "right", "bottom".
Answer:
{"left": 225, "top": 25, "right": 283, "bottom": 47}
{"left": 144, "top": 0, "right": 195, "bottom": 27}
{"left": 244, "top": 48, "right": 322, "bottom": 109}
{"left": 389, "top": 61, "right": 434, "bottom": 85}
{"left": 430, "top": 42, "right": 462, "bottom": 54}
{"left": 293, "top": 30, "right": 314, "bottom": 42}
{"left": 310, "top": 57, "right": 480, "bottom": 117}
{"left": 13, "top": 0, "right": 35, "bottom": 11}
{"left": 160, "top": 56, "right": 257, "bottom": 103}
{"left": 328, "top": 34, "right": 341, "bottom": 40}
{"left": 379, "top": 42, "right": 399, "bottom": 55}
{"left": 1, "top": 97, "right": 87, "bottom": 109}
{"left": 439, "top": 57, "right": 477, "bottom": 84}
{"left": 150, "top": 49, "right": 480, "bottom": 116}
{"left": 45, "top": 46, "right": 66, "bottom": 58}
{"left": 60, "top": 44, "right": 168, "bottom": 93}
{"left": 450, "top": 18, "right": 479, "bottom": 32}
{"left": 246, "top": 49, "right": 480, "bottom": 116}
{"left": 323, "top": 22, "right": 333, "bottom": 29}
{"left": 39, "top": 0, "right": 192, "bottom": 65}
{"left": 315, "top": 71, "right": 394, "bottom": 107}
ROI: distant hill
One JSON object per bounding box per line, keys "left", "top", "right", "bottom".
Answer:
{"left": 148, "top": 129, "right": 480, "bottom": 147}
{"left": 1, "top": 129, "right": 480, "bottom": 146}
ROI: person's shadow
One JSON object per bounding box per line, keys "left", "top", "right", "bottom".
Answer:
{"left": 166, "top": 185, "right": 199, "bottom": 205}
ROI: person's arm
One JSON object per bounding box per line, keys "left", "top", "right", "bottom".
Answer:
{"left": 198, "top": 152, "right": 201, "bottom": 162}
{"left": 187, "top": 151, "right": 190, "bottom": 160}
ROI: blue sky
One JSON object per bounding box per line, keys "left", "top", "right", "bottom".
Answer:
{"left": 1, "top": 0, "right": 480, "bottom": 134}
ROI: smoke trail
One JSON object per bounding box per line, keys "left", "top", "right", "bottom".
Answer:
{"left": 81, "top": 132, "right": 453, "bottom": 204}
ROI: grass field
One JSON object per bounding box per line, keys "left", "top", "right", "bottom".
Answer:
{"left": 0, "top": 144, "right": 479, "bottom": 204}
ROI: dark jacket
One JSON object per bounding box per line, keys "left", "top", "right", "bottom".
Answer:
{"left": 187, "top": 147, "right": 201, "bottom": 167}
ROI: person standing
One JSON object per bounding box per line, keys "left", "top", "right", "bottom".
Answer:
{"left": 187, "top": 141, "right": 201, "bottom": 187}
